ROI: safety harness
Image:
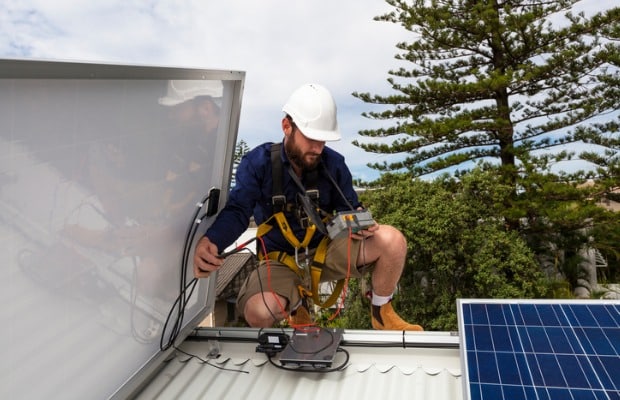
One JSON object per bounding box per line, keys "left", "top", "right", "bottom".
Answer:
{"left": 255, "top": 143, "right": 345, "bottom": 309}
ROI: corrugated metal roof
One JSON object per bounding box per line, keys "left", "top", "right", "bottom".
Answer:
{"left": 215, "top": 252, "right": 254, "bottom": 299}
{"left": 133, "top": 329, "right": 463, "bottom": 400}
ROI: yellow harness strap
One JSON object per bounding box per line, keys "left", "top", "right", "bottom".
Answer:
{"left": 256, "top": 212, "right": 345, "bottom": 309}
{"left": 256, "top": 212, "right": 315, "bottom": 249}
{"left": 309, "top": 236, "right": 346, "bottom": 309}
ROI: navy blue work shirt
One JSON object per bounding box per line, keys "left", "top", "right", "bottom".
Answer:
{"left": 205, "top": 140, "right": 361, "bottom": 254}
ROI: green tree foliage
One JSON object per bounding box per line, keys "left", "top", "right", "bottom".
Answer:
{"left": 339, "top": 170, "right": 550, "bottom": 331}
{"left": 231, "top": 139, "right": 251, "bottom": 187}
{"left": 342, "top": 1, "right": 620, "bottom": 329}
{"left": 233, "top": 139, "right": 250, "bottom": 164}
{"left": 590, "top": 213, "right": 620, "bottom": 284}
{"left": 336, "top": 163, "right": 620, "bottom": 330}
{"left": 353, "top": 0, "right": 620, "bottom": 180}
{"left": 504, "top": 156, "right": 619, "bottom": 284}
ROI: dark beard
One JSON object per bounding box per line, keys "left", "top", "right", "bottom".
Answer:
{"left": 285, "top": 131, "right": 321, "bottom": 172}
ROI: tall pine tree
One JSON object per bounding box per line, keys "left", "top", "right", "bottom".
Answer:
{"left": 354, "top": 0, "right": 619, "bottom": 181}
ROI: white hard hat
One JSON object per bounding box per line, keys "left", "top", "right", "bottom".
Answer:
{"left": 159, "top": 80, "right": 223, "bottom": 106}
{"left": 282, "top": 83, "right": 341, "bottom": 141}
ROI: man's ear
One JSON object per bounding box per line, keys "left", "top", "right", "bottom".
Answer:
{"left": 282, "top": 117, "right": 293, "bottom": 137}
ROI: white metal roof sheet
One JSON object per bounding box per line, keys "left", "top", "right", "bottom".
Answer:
{"left": 133, "top": 329, "right": 463, "bottom": 400}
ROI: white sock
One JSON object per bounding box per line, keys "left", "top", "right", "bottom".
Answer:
{"left": 371, "top": 292, "right": 392, "bottom": 307}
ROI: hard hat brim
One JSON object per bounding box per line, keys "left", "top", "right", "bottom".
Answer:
{"left": 297, "top": 126, "right": 341, "bottom": 142}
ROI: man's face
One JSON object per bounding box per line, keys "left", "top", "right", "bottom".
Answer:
{"left": 171, "top": 97, "right": 220, "bottom": 134}
{"left": 285, "top": 125, "right": 325, "bottom": 171}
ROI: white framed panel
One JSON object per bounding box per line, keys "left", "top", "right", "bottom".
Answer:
{"left": 0, "top": 59, "right": 244, "bottom": 399}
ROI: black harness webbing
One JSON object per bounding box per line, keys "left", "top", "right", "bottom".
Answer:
{"left": 271, "top": 143, "right": 285, "bottom": 212}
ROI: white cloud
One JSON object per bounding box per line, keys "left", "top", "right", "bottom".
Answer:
{"left": 1, "top": 0, "right": 616, "bottom": 180}
{"left": 0, "top": 0, "right": 409, "bottom": 179}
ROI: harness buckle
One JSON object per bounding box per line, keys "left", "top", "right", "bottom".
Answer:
{"left": 294, "top": 247, "right": 310, "bottom": 276}
{"left": 298, "top": 215, "right": 310, "bottom": 229}
{"left": 306, "top": 189, "right": 319, "bottom": 202}
{"left": 272, "top": 195, "right": 286, "bottom": 212}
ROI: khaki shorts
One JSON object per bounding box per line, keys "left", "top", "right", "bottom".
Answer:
{"left": 236, "top": 235, "right": 374, "bottom": 317}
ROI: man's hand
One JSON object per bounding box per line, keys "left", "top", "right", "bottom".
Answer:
{"left": 349, "top": 207, "right": 378, "bottom": 241}
{"left": 350, "top": 223, "right": 379, "bottom": 241}
{"left": 193, "top": 236, "right": 223, "bottom": 278}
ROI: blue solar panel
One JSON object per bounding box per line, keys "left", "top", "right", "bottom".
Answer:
{"left": 457, "top": 299, "right": 620, "bottom": 400}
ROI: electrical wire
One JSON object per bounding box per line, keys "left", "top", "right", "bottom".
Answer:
{"left": 159, "top": 191, "right": 257, "bottom": 375}
{"left": 160, "top": 192, "right": 213, "bottom": 352}
{"left": 174, "top": 346, "right": 249, "bottom": 374}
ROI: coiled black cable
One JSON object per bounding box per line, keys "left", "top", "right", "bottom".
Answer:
{"left": 160, "top": 191, "right": 214, "bottom": 352}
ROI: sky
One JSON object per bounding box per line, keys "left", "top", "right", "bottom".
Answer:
{"left": 1, "top": 0, "right": 411, "bottom": 181}
{"left": 0, "top": 0, "right": 615, "bottom": 181}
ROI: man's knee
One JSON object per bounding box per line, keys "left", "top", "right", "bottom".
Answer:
{"left": 376, "top": 224, "right": 406, "bottom": 249}
{"left": 243, "top": 293, "right": 287, "bottom": 327}
{"left": 358, "top": 224, "right": 406, "bottom": 265}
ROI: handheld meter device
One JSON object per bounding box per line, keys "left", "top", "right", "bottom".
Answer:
{"left": 326, "top": 209, "right": 376, "bottom": 239}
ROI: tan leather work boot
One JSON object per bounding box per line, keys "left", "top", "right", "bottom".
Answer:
{"left": 289, "top": 305, "right": 313, "bottom": 327}
{"left": 371, "top": 302, "right": 424, "bottom": 331}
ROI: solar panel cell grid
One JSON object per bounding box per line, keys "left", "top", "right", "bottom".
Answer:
{"left": 458, "top": 300, "right": 620, "bottom": 400}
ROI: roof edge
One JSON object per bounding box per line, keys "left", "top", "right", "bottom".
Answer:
{"left": 189, "top": 327, "right": 460, "bottom": 348}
